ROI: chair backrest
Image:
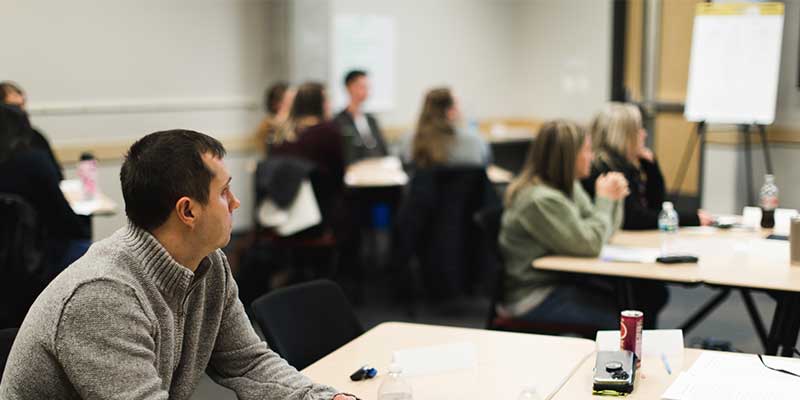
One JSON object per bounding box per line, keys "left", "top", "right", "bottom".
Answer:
{"left": 394, "top": 165, "right": 501, "bottom": 300}
{"left": 0, "top": 328, "right": 19, "bottom": 381}
{"left": 473, "top": 206, "right": 506, "bottom": 329}
{"left": 250, "top": 279, "right": 363, "bottom": 370}
{"left": 0, "top": 194, "right": 45, "bottom": 328}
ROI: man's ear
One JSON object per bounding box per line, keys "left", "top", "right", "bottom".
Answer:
{"left": 175, "top": 196, "right": 200, "bottom": 228}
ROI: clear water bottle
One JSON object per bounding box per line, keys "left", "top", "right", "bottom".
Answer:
{"left": 658, "top": 201, "right": 679, "bottom": 255}
{"left": 517, "top": 385, "right": 543, "bottom": 400}
{"left": 77, "top": 152, "right": 97, "bottom": 200}
{"left": 377, "top": 363, "right": 413, "bottom": 400}
{"left": 759, "top": 174, "right": 779, "bottom": 228}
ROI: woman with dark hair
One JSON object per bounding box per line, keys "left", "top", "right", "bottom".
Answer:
{"left": 499, "top": 120, "right": 668, "bottom": 329}
{"left": 269, "top": 82, "right": 344, "bottom": 188}
{"left": 254, "top": 81, "right": 295, "bottom": 155}
{"left": 406, "top": 87, "right": 489, "bottom": 167}
{"left": 0, "top": 105, "right": 91, "bottom": 278}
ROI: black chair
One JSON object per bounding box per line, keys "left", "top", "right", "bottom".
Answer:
{"left": 475, "top": 206, "right": 602, "bottom": 339}
{"left": 0, "top": 193, "right": 46, "bottom": 329}
{"left": 392, "top": 165, "right": 500, "bottom": 304}
{"left": 0, "top": 328, "right": 18, "bottom": 380}
{"left": 234, "top": 158, "right": 339, "bottom": 308}
{"left": 250, "top": 279, "right": 363, "bottom": 370}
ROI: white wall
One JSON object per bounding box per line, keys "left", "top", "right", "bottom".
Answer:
{"left": 330, "top": 0, "right": 523, "bottom": 126}
{"left": 1, "top": 0, "right": 273, "bottom": 144}
{"left": 512, "top": 0, "right": 613, "bottom": 123}
{"left": 324, "top": 0, "right": 612, "bottom": 126}
{"left": 703, "top": 0, "right": 800, "bottom": 213}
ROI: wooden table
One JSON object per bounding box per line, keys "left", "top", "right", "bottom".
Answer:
{"left": 344, "top": 157, "right": 514, "bottom": 188}
{"left": 59, "top": 179, "right": 117, "bottom": 216}
{"left": 302, "top": 322, "right": 595, "bottom": 400}
{"left": 534, "top": 228, "right": 800, "bottom": 356}
{"left": 552, "top": 348, "right": 701, "bottom": 399}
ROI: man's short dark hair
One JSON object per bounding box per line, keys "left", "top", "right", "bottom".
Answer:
{"left": 0, "top": 81, "right": 24, "bottom": 103}
{"left": 120, "top": 130, "right": 226, "bottom": 231}
{"left": 344, "top": 70, "right": 367, "bottom": 87}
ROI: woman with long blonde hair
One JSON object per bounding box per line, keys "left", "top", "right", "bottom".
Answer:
{"left": 499, "top": 119, "right": 634, "bottom": 328}
{"left": 407, "top": 87, "right": 489, "bottom": 167}
{"left": 581, "top": 102, "right": 712, "bottom": 229}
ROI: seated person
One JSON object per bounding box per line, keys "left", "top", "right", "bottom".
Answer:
{"left": 1, "top": 81, "right": 63, "bottom": 180}
{"left": 0, "top": 129, "right": 356, "bottom": 400}
{"left": 333, "top": 70, "right": 388, "bottom": 164}
{"left": 500, "top": 120, "right": 667, "bottom": 329}
{"left": 0, "top": 104, "right": 90, "bottom": 278}
{"left": 404, "top": 87, "right": 490, "bottom": 167}
{"left": 268, "top": 81, "right": 345, "bottom": 223}
{"left": 581, "top": 102, "right": 712, "bottom": 229}
{"left": 255, "top": 81, "right": 295, "bottom": 155}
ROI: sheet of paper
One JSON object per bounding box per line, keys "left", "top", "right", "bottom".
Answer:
{"left": 661, "top": 352, "right": 800, "bottom": 400}
{"left": 596, "top": 329, "right": 684, "bottom": 357}
{"left": 70, "top": 199, "right": 100, "bottom": 216}
{"left": 600, "top": 246, "right": 660, "bottom": 263}
{"left": 391, "top": 341, "right": 477, "bottom": 377}
{"left": 742, "top": 207, "right": 762, "bottom": 229}
{"left": 773, "top": 208, "right": 798, "bottom": 236}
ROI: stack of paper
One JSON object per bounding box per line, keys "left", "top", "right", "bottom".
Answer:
{"left": 600, "top": 246, "right": 660, "bottom": 263}
{"left": 662, "top": 352, "right": 800, "bottom": 399}
{"left": 391, "top": 341, "right": 477, "bottom": 377}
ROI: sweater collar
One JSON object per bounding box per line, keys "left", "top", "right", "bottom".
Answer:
{"left": 120, "top": 223, "right": 212, "bottom": 300}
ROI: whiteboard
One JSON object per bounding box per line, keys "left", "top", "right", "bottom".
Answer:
{"left": 331, "top": 14, "right": 395, "bottom": 113}
{"left": 684, "top": 2, "right": 784, "bottom": 124}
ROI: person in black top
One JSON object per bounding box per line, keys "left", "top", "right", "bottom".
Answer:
{"left": 581, "top": 103, "right": 713, "bottom": 230}
{"left": 0, "top": 81, "right": 63, "bottom": 180}
{"left": 333, "top": 70, "right": 388, "bottom": 164}
{"left": 0, "top": 105, "right": 90, "bottom": 277}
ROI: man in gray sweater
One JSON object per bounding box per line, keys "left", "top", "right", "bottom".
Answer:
{"left": 0, "top": 130, "right": 356, "bottom": 400}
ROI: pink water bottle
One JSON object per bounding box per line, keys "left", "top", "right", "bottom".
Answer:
{"left": 78, "top": 152, "right": 97, "bottom": 200}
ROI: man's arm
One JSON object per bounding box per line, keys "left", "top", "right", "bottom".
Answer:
{"left": 206, "top": 252, "right": 343, "bottom": 400}
{"left": 55, "top": 280, "right": 168, "bottom": 399}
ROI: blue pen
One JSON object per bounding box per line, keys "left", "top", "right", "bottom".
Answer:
{"left": 661, "top": 353, "right": 672, "bottom": 375}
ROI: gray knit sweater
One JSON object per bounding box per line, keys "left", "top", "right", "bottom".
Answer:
{"left": 0, "top": 224, "right": 339, "bottom": 400}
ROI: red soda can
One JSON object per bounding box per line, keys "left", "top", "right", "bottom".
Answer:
{"left": 620, "top": 310, "right": 643, "bottom": 367}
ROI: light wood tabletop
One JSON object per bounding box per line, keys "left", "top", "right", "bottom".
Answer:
{"left": 535, "top": 227, "right": 799, "bottom": 292}
{"left": 551, "top": 348, "right": 702, "bottom": 399}
{"left": 344, "top": 157, "right": 514, "bottom": 188}
{"left": 301, "top": 322, "right": 595, "bottom": 400}
{"left": 59, "top": 179, "right": 118, "bottom": 216}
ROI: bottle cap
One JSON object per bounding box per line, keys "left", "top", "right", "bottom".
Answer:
{"left": 662, "top": 201, "right": 674, "bottom": 211}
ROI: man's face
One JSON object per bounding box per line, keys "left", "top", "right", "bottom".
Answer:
{"left": 195, "top": 153, "right": 240, "bottom": 251}
{"left": 347, "top": 76, "right": 369, "bottom": 104}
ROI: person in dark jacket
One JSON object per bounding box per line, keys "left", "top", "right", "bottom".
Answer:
{"left": 333, "top": 70, "right": 388, "bottom": 164}
{"left": 0, "top": 105, "right": 90, "bottom": 278}
{"left": 1, "top": 81, "right": 63, "bottom": 180}
{"left": 581, "top": 103, "right": 713, "bottom": 230}
{"left": 268, "top": 82, "right": 345, "bottom": 222}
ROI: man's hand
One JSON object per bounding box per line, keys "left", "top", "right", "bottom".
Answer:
{"left": 333, "top": 394, "right": 359, "bottom": 400}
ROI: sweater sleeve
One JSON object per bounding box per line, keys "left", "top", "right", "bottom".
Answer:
{"left": 206, "top": 255, "right": 339, "bottom": 400}
{"left": 519, "top": 187, "right": 617, "bottom": 257}
{"left": 55, "top": 280, "right": 168, "bottom": 399}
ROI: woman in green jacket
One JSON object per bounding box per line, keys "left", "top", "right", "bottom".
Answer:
{"left": 499, "top": 119, "right": 668, "bottom": 329}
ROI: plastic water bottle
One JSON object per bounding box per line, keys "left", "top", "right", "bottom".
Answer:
{"left": 77, "top": 152, "right": 98, "bottom": 200}
{"left": 377, "top": 363, "right": 413, "bottom": 400}
{"left": 517, "top": 385, "right": 544, "bottom": 400}
{"left": 658, "top": 201, "right": 679, "bottom": 255}
{"left": 759, "top": 174, "right": 779, "bottom": 228}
